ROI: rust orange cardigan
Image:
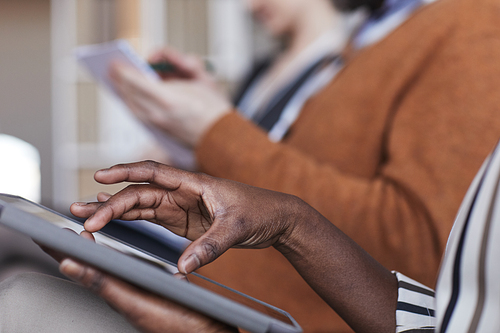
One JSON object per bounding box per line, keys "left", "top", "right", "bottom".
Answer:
{"left": 195, "top": 0, "right": 500, "bottom": 331}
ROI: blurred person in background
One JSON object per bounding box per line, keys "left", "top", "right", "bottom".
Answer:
{"left": 146, "top": 0, "right": 361, "bottom": 170}
{"left": 109, "top": 0, "right": 500, "bottom": 330}
{"left": 232, "top": 0, "right": 362, "bottom": 136}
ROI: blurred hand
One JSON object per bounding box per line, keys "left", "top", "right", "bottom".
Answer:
{"left": 109, "top": 57, "right": 231, "bottom": 148}
{"left": 70, "top": 161, "right": 303, "bottom": 275}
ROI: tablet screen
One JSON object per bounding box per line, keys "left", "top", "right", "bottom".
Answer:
{"left": 0, "top": 194, "right": 295, "bottom": 327}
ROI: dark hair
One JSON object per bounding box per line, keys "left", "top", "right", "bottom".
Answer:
{"left": 331, "top": 0, "right": 385, "bottom": 12}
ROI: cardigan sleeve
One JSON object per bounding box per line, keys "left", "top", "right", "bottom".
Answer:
{"left": 195, "top": 111, "right": 445, "bottom": 286}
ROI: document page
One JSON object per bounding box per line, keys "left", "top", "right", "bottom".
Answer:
{"left": 75, "top": 39, "right": 196, "bottom": 170}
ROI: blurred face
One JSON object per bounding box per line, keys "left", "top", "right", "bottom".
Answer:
{"left": 246, "top": 0, "right": 318, "bottom": 36}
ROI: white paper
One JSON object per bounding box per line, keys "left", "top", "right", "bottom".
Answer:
{"left": 75, "top": 39, "right": 196, "bottom": 170}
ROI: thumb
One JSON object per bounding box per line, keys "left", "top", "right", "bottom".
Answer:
{"left": 177, "top": 227, "right": 239, "bottom": 274}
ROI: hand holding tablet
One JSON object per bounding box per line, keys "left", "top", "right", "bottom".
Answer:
{"left": 58, "top": 230, "right": 238, "bottom": 333}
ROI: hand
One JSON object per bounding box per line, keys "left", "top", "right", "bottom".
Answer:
{"left": 51, "top": 231, "right": 236, "bottom": 333}
{"left": 109, "top": 58, "right": 231, "bottom": 148}
{"left": 70, "top": 161, "right": 303, "bottom": 275}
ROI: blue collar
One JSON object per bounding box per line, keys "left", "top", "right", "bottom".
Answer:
{"left": 353, "top": 0, "right": 425, "bottom": 49}
{"left": 372, "top": 0, "right": 422, "bottom": 19}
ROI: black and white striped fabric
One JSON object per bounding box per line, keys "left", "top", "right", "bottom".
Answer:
{"left": 394, "top": 272, "right": 435, "bottom": 332}
{"left": 394, "top": 141, "right": 500, "bottom": 332}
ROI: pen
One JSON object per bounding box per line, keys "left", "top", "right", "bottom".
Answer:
{"left": 150, "top": 61, "right": 177, "bottom": 73}
{"left": 150, "top": 60, "right": 214, "bottom": 74}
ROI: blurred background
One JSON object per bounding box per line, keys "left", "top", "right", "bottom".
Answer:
{"left": 0, "top": 0, "right": 275, "bottom": 211}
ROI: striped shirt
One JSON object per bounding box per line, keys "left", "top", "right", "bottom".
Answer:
{"left": 394, "top": 141, "right": 500, "bottom": 332}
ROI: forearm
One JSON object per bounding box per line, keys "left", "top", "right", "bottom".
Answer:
{"left": 275, "top": 197, "right": 398, "bottom": 333}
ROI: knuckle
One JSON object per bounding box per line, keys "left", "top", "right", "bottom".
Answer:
{"left": 111, "top": 162, "right": 127, "bottom": 169}
{"left": 194, "top": 171, "right": 209, "bottom": 181}
{"left": 200, "top": 239, "right": 221, "bottom": 263}
{"left": 141, "top": 160, "right": 163, "bottom": 183}
{"left": 142, "top": 160, "right": 160, "bottom": 168}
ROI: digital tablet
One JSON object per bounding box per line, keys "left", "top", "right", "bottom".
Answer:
{"left": 0, "top": 194, "right": 302, "bottom": 333}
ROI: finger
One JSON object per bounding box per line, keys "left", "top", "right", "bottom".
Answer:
{"left": 105, "top": 70, "right": 179, "bottom": 126}
{"left": 108, "top": 61, "right": 144, "bottom": 96}
{"left": 173, "top": 273, "right": 189, "bottom": 282}
{"left": 60, "top": 259, "right": 142, "bottom": 312}
{"left": 94, "top": 161, "right": 202, "bottom": 193}
{"left": 97, "top": 192, "right": 112, "bottom": 202}
{"left": 83, "top": 184, "right": 170, "bottom": 232}
{"left": 111, "top": 62, "right": 163, "bottom": 97}
{"left": 59, "top": 259, "right": 149, "bottom": 316}
{"left": 72, "top": 196, "right": 174, "bottom": 231}
{"left": 182, "top": 54, "right": 205, "bottom": 74}
{"left": 109, "top": 61, "right": 140, "bottom": 82}
{"left": 60, "top": 258, "right": 125, "bottom": 296}
{"left": 80, "top": 230, "right": 96, "bottom": 242}
{"left": 177, "top": 225, "right": 241, "bottom": 274}
{"left": 147, "top": 50, "right": 165, "bottom": 64}
{"left": 109, "top": 62, "right": 161, "bottom": 104}
{"left": 117, "top": 91, "right": 157, "bottom": 125}
{"left": 59, "top": 259, "right": 234, "bottom": 333}
{"left": 39, "top": 246, "right": 67, "bottom": 263}
{"left": 70, "top": 202, "right": 101, "bottom": 219}
{"left": 120, "top": 85, "right": 175, "bottom": 127}
{"left": 72, "top": 202, "right": 148, "bottom": 225}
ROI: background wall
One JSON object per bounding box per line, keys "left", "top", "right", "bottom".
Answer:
{"left": 0, "top": 0, "right": 267, "bottom": 210}
{"left": 0, "top": 0, "right": 53, "bottom": 206}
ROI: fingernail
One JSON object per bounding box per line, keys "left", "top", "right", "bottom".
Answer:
{"left": 173, "top": 273, "right": 189, "bottom": 282}
{"left": 73, "top": 202, "right": 88, "bottom": 206}
{"left": 182, "top": 254, "right": 200, "bottom": 274}
{"left": 60, "top": 258, "right": 84, "bottom": 280}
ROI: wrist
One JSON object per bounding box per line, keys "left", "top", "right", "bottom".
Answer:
{"left": 273, "top": 196, "right": 318, "bottom": 256}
